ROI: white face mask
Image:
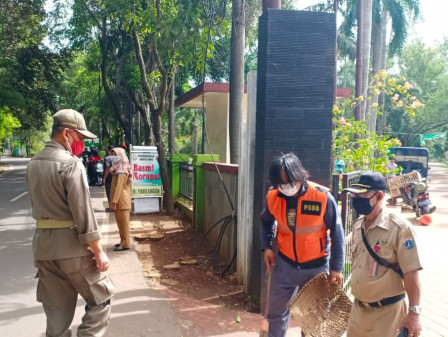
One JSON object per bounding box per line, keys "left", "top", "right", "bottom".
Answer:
{"left": 109, "top": 155, "right": 122, "bottom": 164}
{"left": 278, "top": 184, "right": 299, "bottom": 197}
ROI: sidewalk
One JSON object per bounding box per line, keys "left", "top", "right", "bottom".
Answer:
{"left": 85, "top": 190, "right": 182, "bottom": 337}
{"left": 89, "top": 189, "right": 298, "bottom": 337}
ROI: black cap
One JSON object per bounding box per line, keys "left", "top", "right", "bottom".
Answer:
{"left": 342, "top": 170, "right": 388, "bottom": 193}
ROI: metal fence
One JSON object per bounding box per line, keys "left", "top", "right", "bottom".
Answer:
{"left": 179, "top": 162, "right": 194, "bottom": 201}
{"left": 332, "top": 171, "right": 361, "bottom": 293}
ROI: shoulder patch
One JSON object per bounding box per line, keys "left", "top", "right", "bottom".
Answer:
{"left": 389, "top": 213, "right": 412, "bottom": 229}
{"left": 301, "top": 201, "right": 322, "bottom": 215}
{"left": 403, "top": 239, "right": 415, "bottom": 249}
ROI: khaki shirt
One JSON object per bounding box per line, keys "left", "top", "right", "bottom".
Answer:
{"left": 26, "top": 141, "right": 101, "bottom": 260}
{"left": 350, "top": 209, "right": 422, "bottom": 302}
{"left": 110, "top": 173, "right": 131, "bottom": 210}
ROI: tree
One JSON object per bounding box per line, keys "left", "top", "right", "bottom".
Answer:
{"left": 389, "top": 40, "right": 448, "bottom": 146}
{"left": 0, "top": 0, "right": 69, "bottom": 145}
{"left": 229, "top": 0, "right": 245, "bottom": 164}
{"left": 57, "top": 0, "right": 229, "bottom": 214}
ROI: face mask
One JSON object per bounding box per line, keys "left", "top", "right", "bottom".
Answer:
{"left": 278, "top": 184, "right": 299, "bottom": 197}
{"left": 109, "top": 155, "right": 122, "bottom": 164}
{"left": 352, "top": 192, "right": 378, "bottom": 215}
{"left": 71, "top": 139, "right": 85, "bottom": 157}
{"left": 65, "top": 131, "right": 85, "bottom": 157}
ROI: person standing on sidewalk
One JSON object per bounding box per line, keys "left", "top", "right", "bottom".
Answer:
{"left": 26, "top": 109, "right": 115, "bottom": 337}
{"left": 109, "top": 147, "right": 133, "bottom": 251}
{"left": 261, "top": 153, "right": 345, "bottom": 337}
{"left": 343, "top": 170, "right": 422, "bottom": 337}
{"left": 102, "top": 145, "right": 115, "bottom": 211}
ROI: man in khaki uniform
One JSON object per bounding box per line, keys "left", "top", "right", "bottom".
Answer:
{"left": 343, "top": 171, "right": 422, "bottom": 337}
{"left": 26, "top": 109, "right": 115, "bottom": 337}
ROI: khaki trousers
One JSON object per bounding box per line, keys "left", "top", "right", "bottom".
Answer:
{"left": 114, "top": 209, "right": 130, "bottom": 248}
{"left": 347, "top": 299, "right": 406, "bottom": 337}
{"left": 35, "top": 255, "right": 115, "bottom": 337}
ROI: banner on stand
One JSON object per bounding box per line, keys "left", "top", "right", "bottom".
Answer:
{"left": 130, "top": 146, "right": 162, "bottom": 198}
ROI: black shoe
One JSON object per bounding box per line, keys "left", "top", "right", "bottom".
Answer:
{"left": 105, "top": 208, "right": 113, "bottom": 212}
{"left": 114, "top": 243, "right": 120, "bottom": 248}
{"left": 113, "top": 247, "right": 130, "bottom": 251}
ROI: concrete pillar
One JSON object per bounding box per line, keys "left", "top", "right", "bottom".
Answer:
{"left": 237, "top": 70, "right": 257, "bottom": 291}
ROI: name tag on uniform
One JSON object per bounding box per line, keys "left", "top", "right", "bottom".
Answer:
{"left": 301, "top": 201, "right": 322, "bottom": 215}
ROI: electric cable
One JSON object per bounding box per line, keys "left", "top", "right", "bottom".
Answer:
{"left": 197, "top": 0, "right": 238, "bottom": 276}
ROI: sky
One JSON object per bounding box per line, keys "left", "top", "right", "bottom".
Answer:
{"left": 295, "top": 0, "right": 447, "bottom": 47}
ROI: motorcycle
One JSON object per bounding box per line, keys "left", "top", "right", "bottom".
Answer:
{"left": 399, "top": 181, "right": 436, "bottom": 217}
{"left": 87, "top": 157, "right": 104, "bottom": 186}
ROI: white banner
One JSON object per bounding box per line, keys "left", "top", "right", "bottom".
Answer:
{"left": 130, "top": 146, "right": 162, "bottom": 198}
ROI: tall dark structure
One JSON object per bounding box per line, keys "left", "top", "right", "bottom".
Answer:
{"left": 251, "top": 10, "right": 336, "bottom": 302}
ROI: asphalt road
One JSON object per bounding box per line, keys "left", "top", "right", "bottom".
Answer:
{"left": 0, "top": 157, "right": 182, "bottom": 337}
{"left": 0, "top": 157, "right": 47, "bottom": 336}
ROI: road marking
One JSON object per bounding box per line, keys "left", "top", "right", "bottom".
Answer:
{"left": 10, "top": 191, "right": 28, "bottom": 202}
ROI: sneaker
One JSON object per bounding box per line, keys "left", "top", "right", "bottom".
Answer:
{"left": 387, "top": 198, "right": 397, "bottom": 205}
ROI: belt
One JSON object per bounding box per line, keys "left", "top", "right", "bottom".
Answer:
{"left": 36, "top": 219, "right": 75, "bottom": 229}
{"left": 356, "top": 293, "right": 405, "bottom": 309}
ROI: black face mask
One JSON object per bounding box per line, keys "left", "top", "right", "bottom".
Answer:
{"left": 352, "top": 192, "right": 378, "bottom": 215}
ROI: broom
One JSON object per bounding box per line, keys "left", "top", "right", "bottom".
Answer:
{"left": 259, "top": 271, "right": 272, "bottom": 337}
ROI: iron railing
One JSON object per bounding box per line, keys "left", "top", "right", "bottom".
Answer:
{"left": 332, "top": 171, "right": 361, "bottom": 293}
{"left": 179, "top": 162, "right": 194, "bottom": 201}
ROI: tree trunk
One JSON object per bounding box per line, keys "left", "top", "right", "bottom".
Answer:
{"left": 377, "top": 8, "right": 388, "bottom": 135}
{"left": 168, "top": 73, "right": 176, "bottom": 154}
{"left": 360, "top": 0, "right": 373, "bottom": 120}
{"left": 152, "top": 113, "right": 174, "bottom": 214}
{"left": 132, "top": 29, "right": 174, "bottom": 214}
{"left": 229, "top": 0, "right": 245, "bottom": 164}
{"left": 368, "top": 11, "right": 383, "bottom": 132}
{"left": 355, "top": 0, "right": 363, "bottom": 121}
{"left": 193, "top": 109, "right": 198, "bottom": 155}
{"left": 130, "top": 93, "right": 152, "bottom": 145}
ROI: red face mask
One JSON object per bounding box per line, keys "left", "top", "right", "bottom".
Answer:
{"left": 67, "top": 130, "right": 85, "bottom": 157}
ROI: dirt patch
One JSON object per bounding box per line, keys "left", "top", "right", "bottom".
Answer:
{"left": 130, "top": 212, "right": 259, "bottom": 314}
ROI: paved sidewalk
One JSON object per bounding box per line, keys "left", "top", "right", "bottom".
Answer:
{"left": 89, "top": 189, "right": 303, "bottom": 337}
{"left": 81, "top": 190, "right": 182, "bottom": 337}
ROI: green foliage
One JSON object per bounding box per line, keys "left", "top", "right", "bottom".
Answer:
{"left": 332, "top": 71, "right": 424, "bottom": 174}
{"left": 332, "top": 116, "right": 401, "bottom": 175}
{"left": 390, "top": 39, "right": 448, "bottom": 146}
{"left": 0, "top": 107, "right": 21, "bottom": 140}
{"left": 0, "top": 0, "right": 71, "bottom": 145}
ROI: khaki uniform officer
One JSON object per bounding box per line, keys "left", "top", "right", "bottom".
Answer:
{"left": 26, "top": 109, "right": 115, "bottom": 337}
{"left": 343, "top": 171, "right": 422, "bottom": 337}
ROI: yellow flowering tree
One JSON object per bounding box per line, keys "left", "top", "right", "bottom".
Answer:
{"left": 332, "top": 71, "right": 424, "bottom": 175}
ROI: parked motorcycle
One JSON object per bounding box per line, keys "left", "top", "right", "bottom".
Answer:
{"left": 399, "top": 181, "right": 436, "bottom": 217}
{"left": 90, "top": 160, "right": 104, "bottom": 186}
{"left": 86, "top": 150, "right": 103, "bottom": 186}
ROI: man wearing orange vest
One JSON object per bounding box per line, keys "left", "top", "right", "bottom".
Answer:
{"left": 261, "top": 153, "right": 345, "bottom": 337}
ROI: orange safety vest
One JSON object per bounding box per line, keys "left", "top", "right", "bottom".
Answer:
{"left": 267, "top": 182, "right": 328, "bottom": 264}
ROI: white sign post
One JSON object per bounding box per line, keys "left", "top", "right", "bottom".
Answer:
{"left": 130, "top": 146, "right": 162, "bottom": 213}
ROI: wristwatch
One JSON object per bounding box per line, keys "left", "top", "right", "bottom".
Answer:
{"left": 409, "top": 306, "right": 422, "bottom": 314}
